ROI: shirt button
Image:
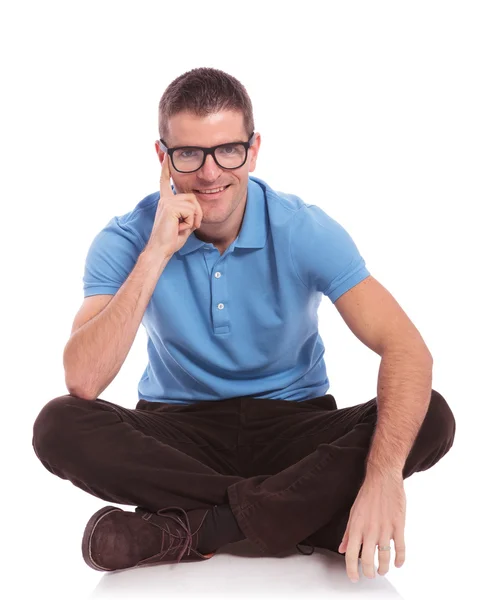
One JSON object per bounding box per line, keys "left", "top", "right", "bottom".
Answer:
{"left": 217, "top": 303, "right": 225, "bottom": 310}
{"left": 215, "top": 272, "right": 221, "bottom": 278}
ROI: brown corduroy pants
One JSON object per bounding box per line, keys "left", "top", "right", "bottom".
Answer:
{"left": 32, "top": 389, "right": 455, "bottom": 555}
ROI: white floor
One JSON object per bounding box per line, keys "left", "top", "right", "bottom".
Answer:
{"left": 89, "top": 540, "right": 403, "bottom": 599}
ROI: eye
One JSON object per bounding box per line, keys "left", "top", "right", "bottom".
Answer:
{"left": 173, "top": 148, "right": 203, "bottom": 162}
{"left": 220, "top": 145, "right": 236, "bottom": 154}
{"left": 218, "top": 144, "right": 244, "bottom": 156}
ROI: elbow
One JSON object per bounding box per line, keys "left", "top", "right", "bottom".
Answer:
{"left": 63, "top": 352, "right": 98, "bottom": 401}
{"left": 65, "top": 382, "right": 98, "bottom": 401}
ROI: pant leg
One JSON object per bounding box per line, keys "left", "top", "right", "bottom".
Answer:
{"left": 32, "top": 394, "right": 246, "bottom": 513}
{"left": 226, "top": 389, "right": 456, "bottom": 555}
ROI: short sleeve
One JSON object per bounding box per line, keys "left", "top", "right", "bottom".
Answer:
{"left": 83, "top": 216, "right": 142, "bottom": 298}
{"left": 289, "top": 204, "right": 370, "bottom": 303}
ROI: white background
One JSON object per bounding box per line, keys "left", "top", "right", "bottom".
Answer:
{"left": 2, "top": 1, "right": 481, "bottom": 598}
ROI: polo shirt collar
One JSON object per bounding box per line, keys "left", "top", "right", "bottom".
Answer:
{"left": 177, "top": 176, "right": 267, "bottom": 256}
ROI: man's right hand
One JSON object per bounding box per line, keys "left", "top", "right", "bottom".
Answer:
{"left": 146, "top": 153, "right": 204, "bottom": 257}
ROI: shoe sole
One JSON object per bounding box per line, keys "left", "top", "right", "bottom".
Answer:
{"left": 82, "top": 505, "right": 122, "bottom": 571}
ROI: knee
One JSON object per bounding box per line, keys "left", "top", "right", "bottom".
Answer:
{"left": 423, "top": 389, "right": 456, "bottom": 450}
{"left": 32, "top": 394, "right": 90, "bottom": 462}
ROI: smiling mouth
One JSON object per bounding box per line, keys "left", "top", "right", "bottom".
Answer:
{"left": 194, "top": 185, "right": 231, "bottom": 194}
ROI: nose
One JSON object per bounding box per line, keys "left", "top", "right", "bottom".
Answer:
{"left": 198, "top": 153, "right": 223, "bottom": 181}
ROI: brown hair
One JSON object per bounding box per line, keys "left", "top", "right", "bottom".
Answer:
{"left": 158, "top": 67, "right": 254, "bottom": 141}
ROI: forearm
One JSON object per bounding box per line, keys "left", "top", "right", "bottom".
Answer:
{"left": 64, "top": 247, "right": 171, "bottom": 399}
{"left": 365, "top": 343, "right": 433, "bottom": 479}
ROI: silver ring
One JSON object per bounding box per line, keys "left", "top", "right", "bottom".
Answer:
{"left": 377, "top": 545, "right": 391, "bottom": 551}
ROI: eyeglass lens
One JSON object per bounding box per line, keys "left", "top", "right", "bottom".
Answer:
{"left": 172, "top": 143, "right": 247, "bottom": 172}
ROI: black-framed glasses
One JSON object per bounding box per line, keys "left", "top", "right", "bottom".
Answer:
{"left": 158, "top": 132, "right": 256, "bottom": 173}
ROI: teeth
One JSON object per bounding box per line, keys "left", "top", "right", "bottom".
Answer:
{"left": 196, "top": 186, "right": 226, "bottom": 194}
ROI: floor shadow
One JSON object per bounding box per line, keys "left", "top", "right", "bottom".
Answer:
{"left": 90, "top": 539, "right": 404, "bottom": 599}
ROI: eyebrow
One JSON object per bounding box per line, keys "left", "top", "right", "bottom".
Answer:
{"left": 170, "top": 138, "right": 247, "bottom": 148}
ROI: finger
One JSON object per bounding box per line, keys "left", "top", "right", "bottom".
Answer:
{"left": 187, "top": 192, "right": 204, "bottom": 229}
{"left": 338, "top": 527, "right": 349, "bottom": 554}
{"left": 345, "top": 534, "right": 362, "bottom": 583}
{"left": 160, "top": 152, "right": 173, "bottom": 197}
{"left": 377, "top": 537, "right": 392, "bottom": 576}
{"left": 394, "top": 526, "right": 406, "bottom": 568}
{"left": 178, "top": 218, "right": 194, "bottom": 233}
{"left": 177, "top": 208, "right": 194, "bottom": 231}
{"left": 193, "top": 200, "right": 203, "bottom": 229}
{"left": 360, "top": 537, "right": 377, "bottom": 579}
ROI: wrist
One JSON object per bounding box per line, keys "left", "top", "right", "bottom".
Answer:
{"left": 365, "top": 460, "right": 403, "bottom": 481}
{"left": 142, "top": 243, "right": 173, "bottom": 263}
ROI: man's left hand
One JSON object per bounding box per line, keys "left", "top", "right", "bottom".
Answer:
{"left": 338, "top": 470, "right": 407, "bottom": 582}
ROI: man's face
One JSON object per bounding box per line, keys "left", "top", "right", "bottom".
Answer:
{"left": 156, "top": 109, "right": 261, "bottom": 226}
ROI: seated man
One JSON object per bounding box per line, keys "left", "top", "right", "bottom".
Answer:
{"left": 32, "top": 67, "right": 456, "bottom": 584}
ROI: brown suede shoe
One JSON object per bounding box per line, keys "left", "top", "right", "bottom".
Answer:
{"left": 82, "top": 505, "right": 216, "bottom": 572}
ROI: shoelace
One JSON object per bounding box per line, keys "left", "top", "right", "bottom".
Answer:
{"left": 138, "top": 505, "right": 315, "bottom": 561}
{"left": 137, "top": 506, "right": 196, "bottom": 564}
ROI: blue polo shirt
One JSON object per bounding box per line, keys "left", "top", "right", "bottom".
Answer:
{"left": 83, "top": 175, "right": 370, "bottom": 404}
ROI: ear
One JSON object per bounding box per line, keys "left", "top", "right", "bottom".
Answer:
{"left": 154, "top": 140, "right": 165, "bottom": 164}
{"left": 248, "top": 133, "right": 261, "bottom": 172}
